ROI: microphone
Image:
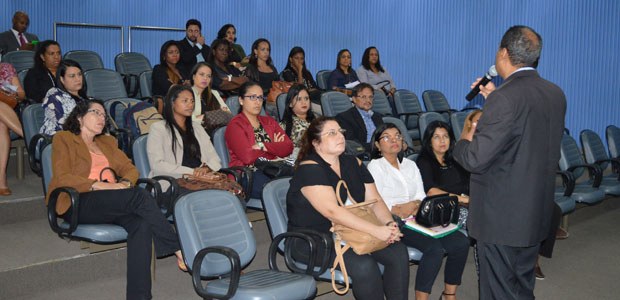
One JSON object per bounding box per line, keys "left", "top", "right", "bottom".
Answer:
{"left": 466, "top": 65, "right": 497, "bottom": 101}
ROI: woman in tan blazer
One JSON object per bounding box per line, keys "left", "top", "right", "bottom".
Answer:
{"left": 47, "top": 99, "right": 184, "bottom": 300}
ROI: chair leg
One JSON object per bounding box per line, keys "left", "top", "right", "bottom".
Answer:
{"left": 10, "top": 139, "right": 25, "bottom": 180}
{"left": 561, "top": 215, "right": 569, "bottom": 231}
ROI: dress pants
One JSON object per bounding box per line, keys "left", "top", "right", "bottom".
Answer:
{"left": 400, "top": 229, "right": 469, "bottom": 293}
{"left": 539, "top": 203, "right": 562, "bottom": 258}
{"left": 477, "top": 241, "right": 540, "bottom": 300}
{"left": 69, "top": 188, "right": 180, "bottom": 300}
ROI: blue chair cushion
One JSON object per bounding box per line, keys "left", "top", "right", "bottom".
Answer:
{"left": 206, "top": 269, "right": 316, "bottom": 300}
{"left": 554, "top": 193, "right": 576, "bottom": 215}
{"left": 60, "top": 222, "right": 127, "bottom": 243}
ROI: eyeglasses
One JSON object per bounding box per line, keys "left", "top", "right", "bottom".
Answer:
{"left": 87, "top": 109, "right": 107, "bottom": 119}
{"left": 380, "top": 134, "right": 403, "bottom": 142}
{"left": 356, "top": 95, "right": 374, "bottom": 101}
{"left": 242, "top": 95, "right": 265, "bottom": 102}
{"left": 321, "top": 128, "right": 346, "bottom": 137}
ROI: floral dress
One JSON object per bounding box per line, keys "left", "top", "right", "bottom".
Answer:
{"left": 40, "top": 88, "right": 83, "bottom": 135}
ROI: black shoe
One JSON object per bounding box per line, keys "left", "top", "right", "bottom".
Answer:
{"left": 535, "top": 263, "right": 545, "bottom": 280}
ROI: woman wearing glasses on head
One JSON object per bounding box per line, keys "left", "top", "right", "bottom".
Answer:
{"left": 40, "top": 59, "right": 87, "bottom": 135}
{"left": 287, "top": 117, "right": 409, "bottom": 300}
{"left": 367, "top": 123, "right": 469, "bottom": 300}
{"left": 224, "top": 82, "right": 292, "bottom": 199}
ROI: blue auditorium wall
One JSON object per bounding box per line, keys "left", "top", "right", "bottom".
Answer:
{"left": 2, "top": 0, "right": 618, "bottom": 139}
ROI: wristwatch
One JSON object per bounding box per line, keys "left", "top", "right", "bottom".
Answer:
{"left": 257, "top": 142, "right": 265, "bottom": 151}
{"left": 227, "top": 74, "right": 232, "bottom": 82}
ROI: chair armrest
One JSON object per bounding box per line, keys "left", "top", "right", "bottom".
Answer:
{"left": 396, "top": 112, "right": 423, "bottom": 125}
{"left": 567, "top": 163, "right": 602, "bottom": 187}
{"left": 27, "top": 133, "right": 52, "bottom": 177}
{"left": 556, "top": 170, "right": 575, "bottom": 196}
{"left": 192, "top": 245, "right": 241, "bottom": 300}
{"left": 152, "top": 175, "right": 178, "bottom": 217}
{"left": 47, "top": 187, "right": 80, "bottom": 238}
{"left": 269, "top": 231, "right": 318, "bottom": 276}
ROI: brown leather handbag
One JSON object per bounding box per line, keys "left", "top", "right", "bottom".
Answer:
{"left": 176, "top": 172, "right": 245, "bottom": 199}
{"left": 330, "top": 180, "right": 388, "bottom": 294}
{"left": 267, "top": 81, "right": 293, "bottom": 103}
{"left": 0, "top": 90, "right": 18, "bottom": 109}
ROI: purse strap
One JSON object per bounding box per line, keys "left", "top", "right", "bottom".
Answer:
{"left": 99, "top": 167, "right": 119, "bottom": 183}
{"left": 331, "top": 241, "right": 351, "bottom": 295}
{"left": 335, "top": 180, "right": 359, "bottom": 207}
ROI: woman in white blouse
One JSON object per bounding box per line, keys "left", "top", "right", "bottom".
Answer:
{"left": 367, "top": 123, "right": 469, "bottom": 300}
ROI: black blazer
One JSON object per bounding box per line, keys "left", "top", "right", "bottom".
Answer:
{"left": 151, "top": 64, "right": 188, "bottom": 97}
{"left": 24, "top": 67, "right": 57, "bottom": 103}
{"left": 336, "top": 106, "right": 384, "bottom": 152}
{"left": 453, "top": 69, "right": 566, "bottom": 247}
{"left": 0, "top": 30, "right": 38, "bottom": 54}
{"left": 177, "top": 38, "right": 209, "bottom": 73}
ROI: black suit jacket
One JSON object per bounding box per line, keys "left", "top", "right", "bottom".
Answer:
{"left": 453, "top": 69, "right": 566, "bottom": 247}
{"left": 0, "top": 30, "right": 38, "bottom": 54}
{"left": 336, "top": 107, "right": 384, "bottom": 152}
{"left": 177, "top": 38, "right": 209, "bottom": 74}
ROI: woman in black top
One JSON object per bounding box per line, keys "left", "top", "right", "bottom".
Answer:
{"left": 281, "top": 46, "right": 321, "bottom": 104}
{"left": 24, "top": 40, "right": 61, "bottom": 102}
{"left": 152, "top": 40, "right": 189, "bottom": 97}
{"left": 417, "top": 120, "right": 470, "bottom": 203}
{"left": 287, "top": 117, "right": 409, "bottom": 300}
{"left": 207, "top": 39, "right": 248, "bottom": 96}
{"left": 243, "top": 38, "right": 278, "bottom": 96}
{"left": 327, "top": 49, "right": 359, "bottom": 96}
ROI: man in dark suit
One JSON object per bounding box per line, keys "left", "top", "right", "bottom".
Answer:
{"left": 336, "top": 82, "right": 384, "bottom": 152}
{"left": 177, "top": 19, "right": 210, "bottom": 73}
{"left": 453, "top": 25, "right": 566, "bottom": 299}
{"left": 0, "top": 11, "right": 39, "bottom": 54}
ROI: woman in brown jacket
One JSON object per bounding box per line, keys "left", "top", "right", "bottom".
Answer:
{"left": 47, "top": 99, "right": 184, "bottom": 300}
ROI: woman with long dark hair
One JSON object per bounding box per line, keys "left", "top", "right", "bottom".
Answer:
{"left": 152, "top": 40, "right": 189, "bottom": 96}
{"left": 189, "top": 62, "right": 230, "bottom": 120}
{"left": 24, "top": 40, "right": 61, "bottom": 102}
{"left": 281, "top": 46, "right": 321, "bottom": 105}
{"left": 40, "top": 59, "right": 88, "bottom": 135}
{"left": 207, "top": 39, "right": 248, "bottom": 96}
{"left": 357, "top": 46, "right": 397, "bottom": 97}
{"left": 244, "top": 38, "right": 279, "bottom": 96}
{"left": 327, "top": 49, "right": 359, "bottom": 96}
{"left": 216, "top": 23, "right": 248, "bottom": 68}
{"left": 279, "top": 84, "right": 316, "bottom": 161}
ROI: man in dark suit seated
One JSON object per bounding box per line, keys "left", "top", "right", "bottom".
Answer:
{"left": 336, "top": 82, "right": 384, "bottom": 152}
{"left": 177, "top": 19, "right": 209, "bottom": 74}
{"left": 454, "top": 25, "right": 566, "bottom": 300}
{"left": 0, "top": 11, "right": 39, "bottom": 55}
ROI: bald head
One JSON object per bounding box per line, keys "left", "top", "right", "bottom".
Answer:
{"left": 12, "top": 11, "right": 30, "bottom": 33}
{"left": 500, "top": 25, "right": 542, "bottom": 68}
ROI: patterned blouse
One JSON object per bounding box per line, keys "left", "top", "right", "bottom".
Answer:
{"left": 279, "top": 115, "right": 310, "bottom": 162}
{"left": 0, "top": 63, "right": 17, "bottom": 86}
{"left": 40, "top": 88, "right": 84, "bottom": 135}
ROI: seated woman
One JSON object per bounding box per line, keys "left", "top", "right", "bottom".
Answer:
{"left": 224, "top": 82, "right": 292, "bottom": 199}
{"left": 47, "top": 99, "right": 184, "bottom": 300}
{"left": 367, "top": 123, "right": 469, "bottom": 300}
{"left": 417, "top": 120, "right": 471, "bottom": 227}
{"left": 40, "top": 59, "right": 88, "bottom": 135}
{"left": 152, "top": 40, "right": 189, "bottom": 97}
{"left": 189, "top": 62, "right": 231, "bottom": 127}
{"left": 207, "top": 39, "right": 248, "bottom": 96}
{"left": 244, "top": 38, "right": 279, "bottom": 97}
{"left": 24, "top": 40, "right": 61, "bottom": 102}
{"left": 279, "top": 84, "right": 316, "bottom": 161}
{"left": 281, "top": 46, "right": 321, "bottom": 106}
{"left": 0, "top": 62, "right": 25, "bottom": 196}
{"left": 357, "top": 46, "right": 396, "bottom": 97}
{"left": 327, "top": 49, "right": 359, "bottom": 96}
{"left": 287, "top": 117, "right": 409, "bottom": 300}
{"left": 147, "top": 84, "right": 221, "bottom": 181}
{"left": 216, "top": 24, "right": 248, "bottom": 69}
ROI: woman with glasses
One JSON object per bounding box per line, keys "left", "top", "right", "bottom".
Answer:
{"left": 327, "top": 49, "right": 359, "bottom": 96}
{"left": 152, "top": 40, "right": 189, "bottom": 97}
{"left": 279, "top": 84, "right": 316, "bottom": 161}
{"left": 368, "top": 123, "right": 469, "bottom": 300}
{"left": 224, "top": 82, "right": 292, "bottom": 198}
{"left": 287, "top": 117, "right": 409, "bottom": 300}
{"left": 48, "top": 99, "right": 184, "bottom": 299}
{"left": 40, "top": 59, "right": 88, "bottom": 135}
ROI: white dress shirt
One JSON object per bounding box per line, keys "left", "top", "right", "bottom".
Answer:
{"left": 367, "top": 157, "right": 426, "bottom": 210}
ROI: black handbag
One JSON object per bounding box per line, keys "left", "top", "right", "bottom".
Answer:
{"left": 415, "top": 194, "right": 460, "bottom": 227}
{"left": 253, "top": 157, "right": 294, "bottom": 179}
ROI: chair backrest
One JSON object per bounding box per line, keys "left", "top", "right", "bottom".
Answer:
{"left": 418, "top": 112, "right": 446, "bottom": 138}
{"left": 276, "top": 93, "right": 288, "bottom": 121}
{"left": 41, "top": 144, "right": 53, "bottom": 193}
{"left": 320, "top": 91, "right": 351, "bottom": 117}
{"left": 382, "top": 116, "right": 414, "bottom": 149}
{"left": 17, "top": 69, "right": 28, "bottom": 87}
{"left": 1, "top": 50, "right": 35, "bottom": 72}
{"left": 84, "top": 69, "right": 128, "bottom": 100}
{"left": 450, "top": 111, "right": 469, "bottom": 139}
{"left": 580, "top": 129, "right": 610, "bottom": 170}
{"left": 21, "top": 103, "right": 45, "bottom": 146}
{"left": 63, "top": 50, "right": 104, "bottom": 71}
{"left": 261, "top": 178, "right": 292, "bottom": 245}
{"left": 212, "top": 126, "right": 230, "bottom": 168}
{"left": 139, "top": 70, "right": 153, "bottom": 98}
{"left": 104, "top": 98, "right": 142, "bottom": 129}
{"left": 316, "top": 69, "right": 331, "bottom": 90}
{"left": 422, "top": 90, "right": 451, "bottom": 113}
{"left": 114, "top": 52, "right": 152, "bottom": 75}
{"left": 606, "top": 125, "right": 620, "bottom": 159}
{"left": 372, "top": 90, "right": 393, "bottom": 116}
{"left": 559, "top": 134, "right": 586, "bottom": 179}
{"left": 175, "top": 190, "right": 256, "bottom": 275}
{"left": 132, "top": 134, "right": 150, "bottom": 177}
